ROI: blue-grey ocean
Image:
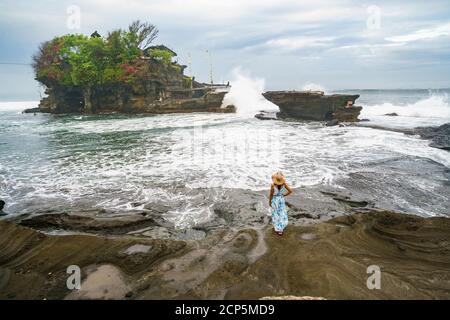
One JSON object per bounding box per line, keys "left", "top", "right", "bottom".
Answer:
{"left": 1, "top": 88, "right": 449, "bottom": 227}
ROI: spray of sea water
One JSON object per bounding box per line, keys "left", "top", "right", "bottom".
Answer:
{"left": 222, "top": 67, "right": 278, "bottom": 115}
{"left": 360, "top": 91, "right": 450, "bottom": 128}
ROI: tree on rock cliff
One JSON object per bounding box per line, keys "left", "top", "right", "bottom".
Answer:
{"left": 126, "top": 20, "right": 159, "bottom": 50}
{"left": 32, "top": 21, "right": 162, "bottom": 113}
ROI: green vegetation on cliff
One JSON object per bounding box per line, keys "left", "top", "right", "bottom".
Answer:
{"left": 31, "top": 21, "right": 231, "bottom": 115}
{"left": 32, "top": 21, "right": 192, "bottom": 113}
{"left": 32, "top": 20, "right": 175, "bottom": 87}
{"left": 147, "top": 47, "right": 176, "bottom": 65}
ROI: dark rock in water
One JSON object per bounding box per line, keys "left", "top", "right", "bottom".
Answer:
{"left": 326, "top": 119, "right": 339, "bottom": 126}
{"left": 333, "top": 105, "right": 362, "bottom": 122}
{"left": 414, "top": 123, "right": 450, "bottom": 151}
{"left": 384, "top": 112, "right": 399, "bottom": 116}
{"left": 39, "top": 84, "right": 233, "bottom": 115}
{"left": 262, "top": 90, "right": 362, "bottom": 122}
{"left": 255, "top": 111, "right": 277, "bottom": 120}
{"left": 223, "top": 105, "right": 236, "bottom": 113}
{"left": 22, "top": 107, "right": 41, "bottom": 114}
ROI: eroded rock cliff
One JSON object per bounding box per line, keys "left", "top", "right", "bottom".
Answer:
{"left": 262, "top": 91, "right": 362, "bottom": 122}
{"left": 32, "top": 22, "right": 234, "bottom": 115}
{"left": 38, "top": 61, "right": 233, "bottom": 114}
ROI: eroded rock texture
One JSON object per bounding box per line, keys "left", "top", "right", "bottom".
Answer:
{"left": 37, "top": 59, "right": 233, "bottom": 115}
{"left": 262, "top": 91, "right": 362, "bottom": 122}
{"left": 414, "top": 123, "right": 450, "bottom": 151}
{"left": 1, "top": 208, "right": 450, "bottom": 299}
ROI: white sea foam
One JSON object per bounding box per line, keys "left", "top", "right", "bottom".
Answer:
{"left": 222, "top": 67, "right": 278, "bottom": 115}
{"left": 301, "top": 83, "right": 326, "bottom": 93}
{"left": 0, "top": 101, "right": 39, "bottom": 112}
{"left": 1, "top": 89, "right": 450, "bottom": 223}
{"left": 360, "top": 93, "right": 450, "bottom": 128}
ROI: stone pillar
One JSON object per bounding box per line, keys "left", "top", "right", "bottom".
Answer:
{"left": 83, "top": 87, "right": 92, "bottom": 114}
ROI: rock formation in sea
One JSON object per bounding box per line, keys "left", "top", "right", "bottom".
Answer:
{"left": 261, "top": 90, "right": 362, "bottom": 122}
{"left": 31, "top": 21, "right": 234, "bottom": 114}
{"left": 414, "top": 123, "right": 450, "bottom": 150}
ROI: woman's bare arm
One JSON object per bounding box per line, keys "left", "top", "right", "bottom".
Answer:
{"left": 283, "top": 183, "right": 293, "bottom": 197}
{"left": 269, "top": 184, "right": 274, "bottom": 207}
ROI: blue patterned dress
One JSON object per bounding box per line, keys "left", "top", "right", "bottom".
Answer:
{"left": 271, "top": 185, "right": 288, "bottom": 232}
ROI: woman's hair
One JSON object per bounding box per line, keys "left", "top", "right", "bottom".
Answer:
{"left": 0, "top": 200, "right": 5, "bottom": 209}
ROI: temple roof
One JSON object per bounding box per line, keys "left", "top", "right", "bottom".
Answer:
{"left": 144, "top": 45, "right": 177, "bottom": 56}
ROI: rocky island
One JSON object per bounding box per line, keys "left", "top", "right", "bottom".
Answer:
{"left": 32, "top": 21, "right": 234, "bottom": 114}
{"left": 260, "top": 90, "right": 362, "bottom": 122}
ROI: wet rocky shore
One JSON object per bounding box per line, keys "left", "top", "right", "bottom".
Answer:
{"left": 354, "top": 122, "right": 450, "bottom": 151}
{"left": 1, "top": 186, "right": 449, "bottom": 300}
{"left": 414, "top": 123, "right": 450, "bottom": 150}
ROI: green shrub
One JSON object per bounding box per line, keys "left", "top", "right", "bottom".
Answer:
{"left": 32, "top": 20, "right": 160, "bottom": 87}
{"left": 149, "top": 48, "right": 174, "bottom": 65}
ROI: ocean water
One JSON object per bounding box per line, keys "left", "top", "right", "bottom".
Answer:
{"left": 345, "top": 89, "right": 450, "bottom": 129}
{"left": 0, "top": 88, "right": 449, "bottom": 225}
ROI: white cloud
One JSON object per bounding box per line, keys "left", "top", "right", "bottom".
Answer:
{"left": 1, "top": 0, "right": 450, "bottom": 93}
{"left": 386, "top": 22, "right": 450, "bottom": 43}
{"left": 328, "top": 42, "right": 405, "bottom": 59}
{"left": 262, "top": 36, "right": 335, "bottom": 51}
{"left": 279, "top": 6, "right": 364, "bottom": 23}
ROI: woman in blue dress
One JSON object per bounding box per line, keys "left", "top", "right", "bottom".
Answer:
{"left": 269, "top": 172, "right": 293, "bottom": 236}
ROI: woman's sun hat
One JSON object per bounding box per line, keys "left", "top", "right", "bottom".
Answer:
{"left": 272, "top": 171, "right": 285, "bottom": 185}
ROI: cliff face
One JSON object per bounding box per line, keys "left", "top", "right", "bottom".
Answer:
{"left": 38, "top": 60, "right": 233, "bottom": 114}
{"left": 32, "top": 24, "right": 234, "bottom": 115}
{"left": 262, "top": 91, "right": 362, "bottom": 122}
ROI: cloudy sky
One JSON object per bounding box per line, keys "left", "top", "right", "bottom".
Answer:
{"left": 1, "top": 0, "right": 450, "bottom": 100}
